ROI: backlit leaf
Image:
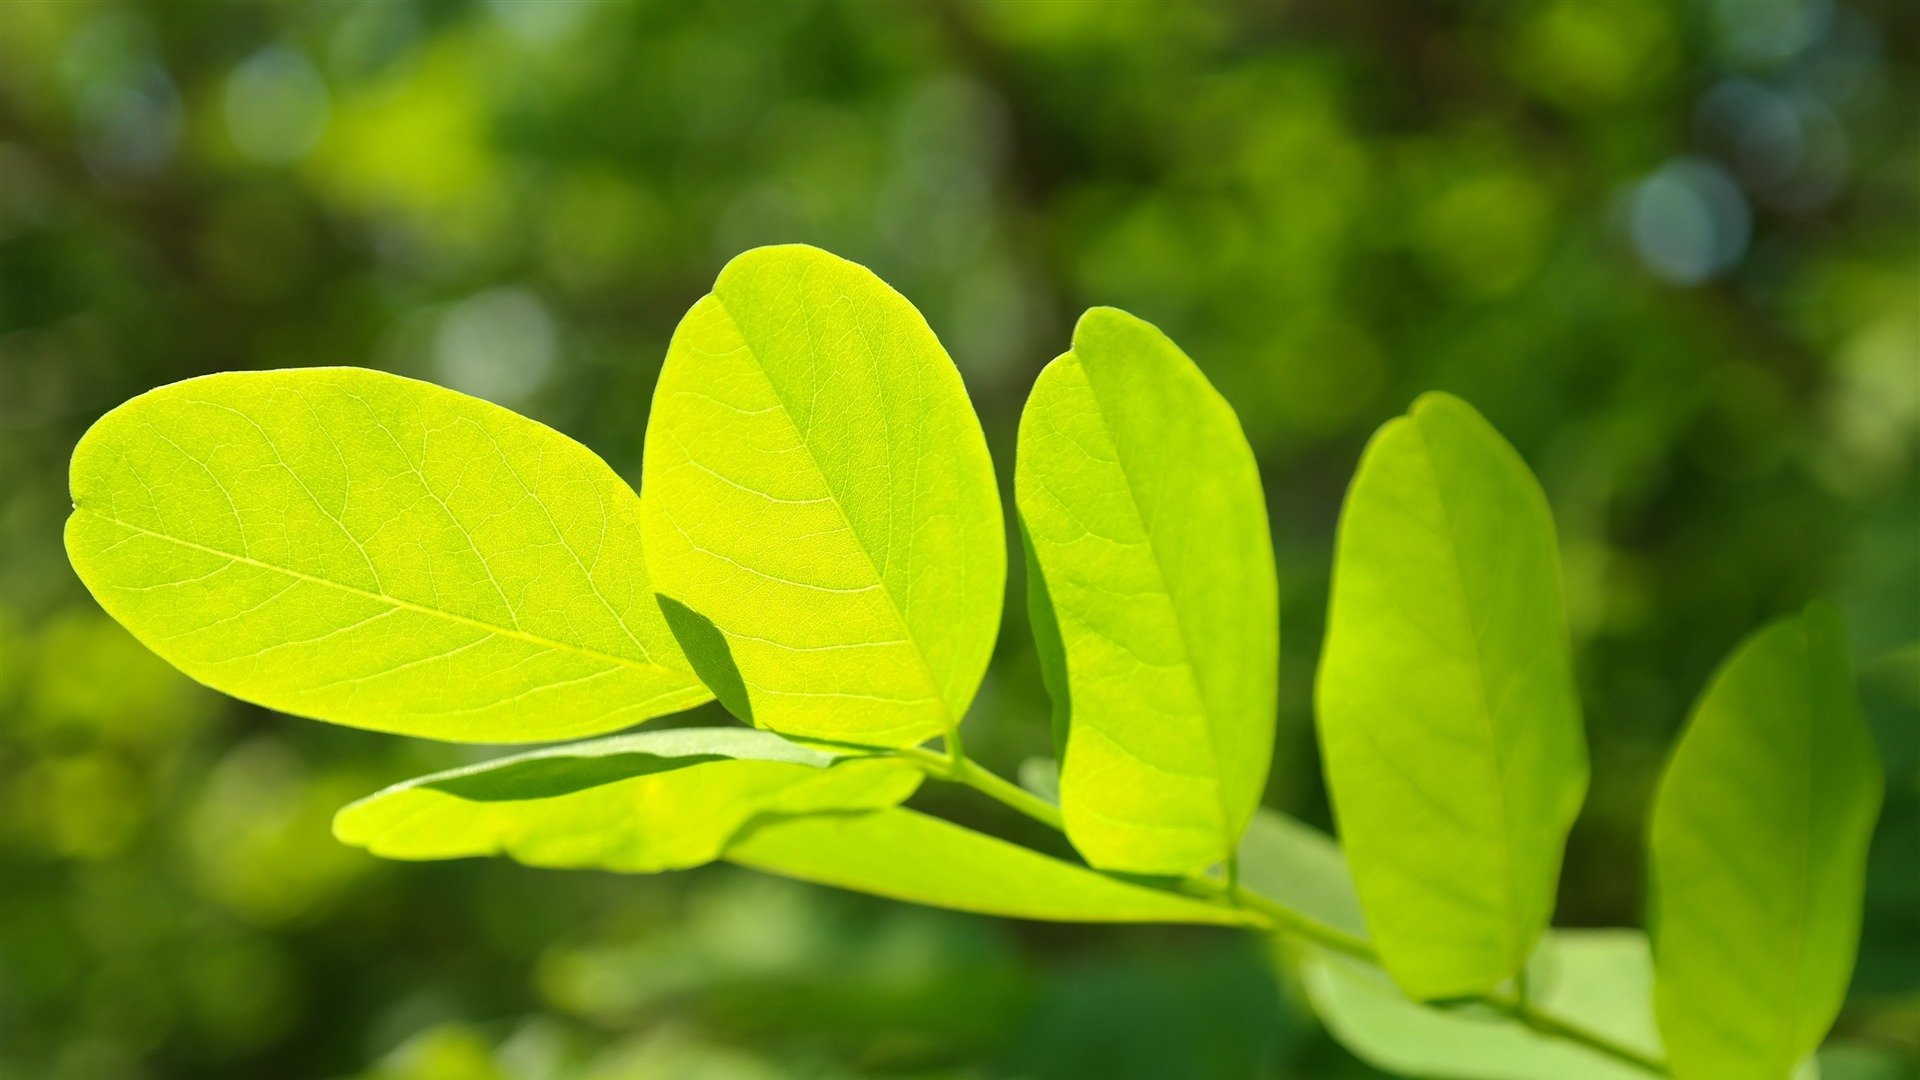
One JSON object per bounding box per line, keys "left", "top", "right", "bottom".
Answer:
{"left": 1316, "top": 392, "right": 1587, "bottom": 998}
{"left": 1016, "top": 307, "right": 1277, "bottom": 876}
{"left": 66, "top": 368, "right": 708, "bottom": 743}
{"left": 1650, "top": 602, "right": 1881, "bottom": 1080}
{"left": 726, "top": 807, "right": 1256, "bottom": 927}
{"left": 640, "top": 245, "right": 1005, "bottom": 748}
{"left": 333, "top": 727, "right": 920, "bottom": 872}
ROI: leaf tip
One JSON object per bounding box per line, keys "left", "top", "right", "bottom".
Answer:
{"left": 715, "top": 242, "right": 854, "bottom": 288}
{"left": 1797, "top": 597, "right": 1847, "bottom": 640}
{"left": 329, "top": 799, "right": 373, "bottom": 849}
{"left": 1070, "top": 305, "right": 1166, "bottom": 356}
{"left": 1405, "top": 390, "right": 1480, "bottom": 426}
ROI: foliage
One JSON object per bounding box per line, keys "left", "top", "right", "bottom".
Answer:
{"left": 66, "top": 243, "right": 1891, "bottom": 1079}
{"left": 2, "top": 3, "right": 1915, "bottom": 1078}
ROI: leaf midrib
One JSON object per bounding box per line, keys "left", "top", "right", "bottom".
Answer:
{"left": 1072, "top": 353, "right": 1233, "bottom": 850}
{"left": 708, "top": 286, "right": 955, "bottom": 731}
{"left": 1771, "top": 623, "right": 1818, "bottom": 1077}
{"left": 1410, "top": 416, "right": 1526, "bottom": 969}
{"left": 76, "top": 509, "right": 691, "bottom": 679}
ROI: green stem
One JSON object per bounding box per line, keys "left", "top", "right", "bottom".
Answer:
{"left": 1211, "top": 879, "right": 1376, "bottom": 963}
{"left": 896, "top": 743, "right": 1668, "bottom": 1077}
{"left": 1501, "top": 995, "right": 1669, "bottom": 1075}
{"left": 901, "top": 743, "right": 1065, "bottom": 831}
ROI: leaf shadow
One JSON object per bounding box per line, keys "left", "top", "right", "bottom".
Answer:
{"left": 656, "top": 592, "right": 754, "bottom": 726}
{"left": 425, "top": 752, "right": 726, "bottom": 801}
{"left": 1020, "top": 515, "right": 1072, "bottom": 764}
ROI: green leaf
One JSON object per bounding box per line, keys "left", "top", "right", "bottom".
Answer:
{"left": 1315, "top": 391, "right": 1587, "bottom": 999}
{"left": 1016, "top": 307, "right": 1278, "bottom": 876}
{"left": 726, "top": 807, "right": 1257, "bottom": 926}
{"left": 65, "top": 368, "right": 708, "bottom": 743}
{"left": 333, "top": 727, "right": 920, "bottom": 872}
{"left": 1301, "top": 931, "right": 1692, "bottom": 1080}
{"left": 1649, "top": 602, "right": 1881, "bottom": 1080}
{"left": 640, "top": 244, "right": 1005, "bottom": 748}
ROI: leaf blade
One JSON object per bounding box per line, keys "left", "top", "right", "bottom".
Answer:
{"left": 66, "top": 368, "right": 708, "bottom": 743}
{"left": 333, "top": 727, "right": 920, "bottom": 872}
{"left": 1016, "top": 307, "right": 1278, "bottom": 876}
{"left": 640, "top": 244, "right": 1005, "bottom": 748}
{"left": 1315, "top": 392, "right": 1587, "bottom": 998}
{"left": 726, "top": 807, "right": 1257, "bottom": 926}
{"left": 1649, "top": 602, "right": 1881, "bottom": 1080}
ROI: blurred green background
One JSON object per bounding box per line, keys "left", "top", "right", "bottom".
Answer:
{"left": 1, "top": 0, "right": 1915, "bottom": 1077}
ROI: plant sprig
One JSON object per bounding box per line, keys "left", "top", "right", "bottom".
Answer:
{"left": 66, "top": 243, "right": 1880, "bottom": 1080}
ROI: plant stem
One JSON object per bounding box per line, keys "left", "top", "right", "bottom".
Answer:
{"left": 1209, "top": 879, "right": 1376, "bottom": 963}
{"left": 954, "top": 753, "right": 1067, "bottom": 831}
{"left": 896, "top": 743, "right": 1669, "bottom": 1077}
{"left": 901, "top": 743, "right": 1065, "bottom": 830}
{"left": 1500, "top": 994, "right": 1670, "bottom": 1075}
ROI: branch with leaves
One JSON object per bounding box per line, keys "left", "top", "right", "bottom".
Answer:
{"left": 65, "top": 245, "right": 1880, "bottom": 1080}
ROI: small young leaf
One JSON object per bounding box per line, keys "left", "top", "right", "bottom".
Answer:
{"left": 1016, "top": 307, "right": 1278, "bottom": 877}
{"left": 640, "top": 244, "right": 1005, "bottom": 748}
{"left": 726, "top": 807, "right": 1256, "bottom": 926}
{"left": 1316, "top": 392, "right": 1587, "bottom": 999}
{"left": 333, "top": 727, "right": 919, "bottom": 872}
{"left": 1650, "top": 602, "right": 1881, "bottom": 1080}
{"left": 66, "top": 368, "right": 709, "bottom": 743}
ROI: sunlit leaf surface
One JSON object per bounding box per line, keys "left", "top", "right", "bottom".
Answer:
{"left": 728, "top": 807, "right": 1256, "bottom": 926}
{"left": 1017, "top": 308, "right": 1277, "bottom": 876}
{"left": 641, "top": 244, "right": 1005, "bottom": 748}
{"left": 66, "top": 368, "right": 709, "bottom": 743}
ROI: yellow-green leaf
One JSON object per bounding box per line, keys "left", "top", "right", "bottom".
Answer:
{"left": 726, "top": 807, "right": 1256, "bottom": 926}
{"left": 1316, "top": 392, "right": 1587, "bottom": 999}
{"left": 66, "top": 368, "right": 709, "bottom": 743}
{"left": 1650, "top": 602, "right": 1881, "bottom": 1080}
{"left": 640, "top": 245, "right": 1005, "bottom": 748}
{"left": 334, "top": 727, "right": 920, "bottom": 872}
{"left": 1017, "top": 307, "right": 1278, "bottom": 876}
